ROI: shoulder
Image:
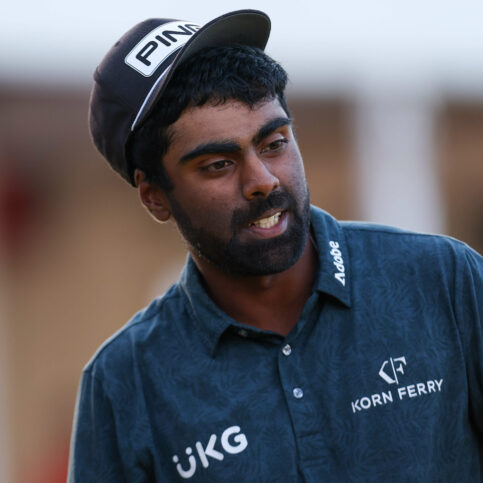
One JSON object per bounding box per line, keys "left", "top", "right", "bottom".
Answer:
{"left": 82, "top": 283, "right": 185, "bottom": 379}
{"left": 341, "top": 219, "right": 478, "bottom": 261}
{"left": 336, "top": 220, "right": 482, "bottom": 303}
{"left": 310, "top": 205, "right": 479, "bottom": 264}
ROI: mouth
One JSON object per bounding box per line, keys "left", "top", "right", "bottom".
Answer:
{"left": 249, "top": 211, "right": 283, "bottom": 229}
{"left": 241, "top": 209, "right": 288, "bottom": 240}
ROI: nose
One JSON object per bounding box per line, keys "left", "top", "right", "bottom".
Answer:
{"left": 241, "top": 154, "right": 280, "bottom": 200}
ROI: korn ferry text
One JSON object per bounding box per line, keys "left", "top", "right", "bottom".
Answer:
{"left": 351, "top": 378, "right": 444, "bottom": 413}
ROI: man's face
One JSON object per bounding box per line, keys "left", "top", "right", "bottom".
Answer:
{"left": 160, "top": 98, "right": 311, "bottom": 276}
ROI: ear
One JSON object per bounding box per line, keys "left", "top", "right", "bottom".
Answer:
{"left": 134, "top": 169, "right": 171, "bottom": 222}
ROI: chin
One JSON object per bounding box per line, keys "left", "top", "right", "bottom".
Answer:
{"left": 210, "top": 227, "right": 309, "bottom": 277}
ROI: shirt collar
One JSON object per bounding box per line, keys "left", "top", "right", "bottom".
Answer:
{"left": 179, "top": 206, "right": 352, "bottom": 356}
{"left": 178, "top": 257, "right": 233, "bottom": 356}
{"left": 309, "top": 205, "right": 352, "bottom": 308}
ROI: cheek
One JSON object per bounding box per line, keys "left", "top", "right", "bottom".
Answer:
{"left": 290, "top": 145, "right": 306, "bottom": 175}
{"left": 188, "top": 172, "right": 241, "bottom": 210}
{"left": 279, "top": 150, "right": 306, "bottom": 187}
{"left": 177, "top": 188, "right": 236, "bottom": 231}
{"left": 188, "top": 188, "right": 232, "bottom": 211}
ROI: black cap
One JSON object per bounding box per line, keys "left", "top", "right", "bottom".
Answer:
{"left": 88, "top": 10, "right": 271, "bottom": 185}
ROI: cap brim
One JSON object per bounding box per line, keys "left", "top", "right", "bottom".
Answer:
{"left": 130, "top": 9, "right": 271, "bottom": 131}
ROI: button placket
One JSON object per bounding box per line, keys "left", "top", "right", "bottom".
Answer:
{"left": 282, "top": 344, "right": 292, "bottom": 356}
{"left": 279, "top": 343, "right": 304, "bottom": 400}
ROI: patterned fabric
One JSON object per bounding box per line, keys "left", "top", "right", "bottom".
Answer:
{"left": 68, "top": 206, "right": 482, "bottom": 482}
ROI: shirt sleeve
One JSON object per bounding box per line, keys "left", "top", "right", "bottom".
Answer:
{"left": 454, "top": 243, "right": 483, "bottom": 435}
{"left": 68, "top": 368, "right": 127, "bottom": 482}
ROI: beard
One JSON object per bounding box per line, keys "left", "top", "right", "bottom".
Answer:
{"left": 167, "top": 186, "right": 311, "bottom": 277}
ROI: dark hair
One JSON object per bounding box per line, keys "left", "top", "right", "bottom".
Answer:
{"left": 128, "top": 44, "right": 290, "bottom": 189}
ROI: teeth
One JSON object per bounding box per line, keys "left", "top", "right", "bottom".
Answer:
{"left": 252, "top": 212, "right": 281, "bottom": 229}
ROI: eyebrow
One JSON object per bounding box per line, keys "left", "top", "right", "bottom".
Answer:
{"left": 252, "top": 117, "right": 292, "bottom": 145}
{"left": 178, "top": 116, "right": 292, "bottom": 165}
{"left": 179, "top": 141, "right": 241, "bottom": 164}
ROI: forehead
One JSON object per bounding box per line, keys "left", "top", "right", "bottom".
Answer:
{"left": 167, "top": 98, "right": 288, "bottom": 152}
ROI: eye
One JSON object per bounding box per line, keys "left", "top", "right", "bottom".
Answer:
{"left": 261, "top": 138, "right": 288, "bottom": 155}
{"left": 200, "top": 159, "right": 234, "bottom": 173}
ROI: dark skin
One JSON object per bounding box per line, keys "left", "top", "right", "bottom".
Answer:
{"left": 135, "top": 99, "right": 316, "bottom": 336}
{"left": 196, "top": 240, "right": 316, "bottom": 336}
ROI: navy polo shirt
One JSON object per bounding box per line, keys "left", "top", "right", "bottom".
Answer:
{"left": 68, "top": 206, "right": 482, "bottom": 482}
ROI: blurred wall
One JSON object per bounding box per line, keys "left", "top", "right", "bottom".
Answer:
{"left": 0, "top": 86, "right": 482, "bottom": 482}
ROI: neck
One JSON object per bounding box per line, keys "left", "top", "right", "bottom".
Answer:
{"left": 192, "top": 238, "right": 317, "bottom": 336}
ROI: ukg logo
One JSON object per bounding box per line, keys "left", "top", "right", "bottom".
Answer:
{"left": 351, "top": 356, "right": 443, "bottom": 414}
{"left": 172, "top": 425, "right": 248, "bottom": 479}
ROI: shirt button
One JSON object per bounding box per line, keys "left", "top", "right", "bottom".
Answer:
{"left": 293, "top": 387, "right": 304, "bottom": 399}
{"left": 238, "top": 329, "right": 248, "bottom": 337}
{"left": 282, "top": 344, "right": 292, "bottom": 356}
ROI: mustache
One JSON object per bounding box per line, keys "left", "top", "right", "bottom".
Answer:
{"left": 230, "top": 190, "right": 296, "bottom": 229}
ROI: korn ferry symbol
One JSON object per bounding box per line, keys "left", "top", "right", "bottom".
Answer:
{"left": 351, "top": 355, "right": 444, "bottom": 414}
{"left": 378, "top": 356, "right": 407, "bottom": 384}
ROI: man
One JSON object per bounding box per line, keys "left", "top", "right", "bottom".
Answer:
{"left": 69, "top": 9, "right": 482, "bottom": 482}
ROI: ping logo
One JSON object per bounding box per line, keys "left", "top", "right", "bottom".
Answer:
{"left": 350, "top": 356, "right": 444, "bottom": 414}
{"left": 125, "top": 21, "right": 201, "bottom": 76}
{"left": 329, "top": 240, "right": 346, "bottom": 286}
{"left": 379, "top": 356, "right": 407, "bottom": 384}
{"left": 172, "top": 425, "right": 248, "bottom": 479}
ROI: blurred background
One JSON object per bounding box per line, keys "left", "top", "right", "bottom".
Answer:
{"left": 1, "top": 1, "right": 482, "bottom": 481}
